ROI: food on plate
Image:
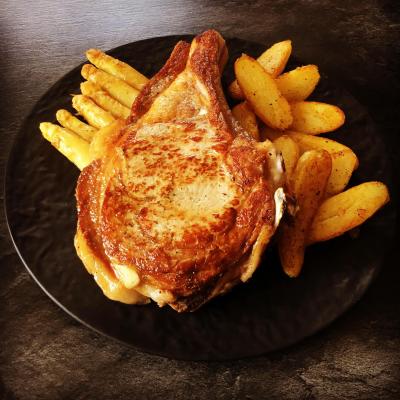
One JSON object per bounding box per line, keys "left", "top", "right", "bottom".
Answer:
{"left": 56, "top": 109, "right": 96, "bottom": 141}
{"left": 86, "top": 48, "right": 149, "bottom": 90}
{"left": 81, "top": 64, "right": 139, "bottom": 108}
{"left": 308, "top": 182, "right": 390, "bottom": 244}
{"left": 72, "top": 94, "right": 115, "bottom": 129}
{"left": 260, "top": 130, "right": 359, "bottom": 196}
{"left": 229, "top": 40, "right": 292, "bottom": 99}
{"left": 235, "top": 54, "right": 292, "bottom": 130}
{"left": 278, "top": 150, "right": 332, "bottom": 277}
{"left": 75, "top": 30, "right": 285, "bottom": 312}
{"left": 39, "top": 30, "right": 389, "bottom": 310}
{"left": 39, "top": 122, "right": 90, "bottom": 170}
{"left": 275, "top": 65, "right": 320, "bottom": 102}
{"left": 80, "top": 81, "right": 131, "bottom": 119}
{"left": 289, "top": 101, "right": 345, "bottom": 134}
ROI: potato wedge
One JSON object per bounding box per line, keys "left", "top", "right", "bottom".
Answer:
{"left": 232, "top": 102, "right": 259, "bottom": 140}
{"left": 72, "top": 95, "right": 115, "bottom": 129}
{"left": 287, "top": 131, "right": 353, "bottom": 155}
{"left": 290, "top": 101, "right": 345, "bottom": 134}
{"left": 86, "top": 48, "right": 149, "bottom": 91}
{"left": 80, "top": 81, "right": 131, "bottom": 119}
{"left": 257, "top": 39, "right": 292, "bottom": 77}
{"left": 235, "top": 54, "right": 292, "bottom": 130}
{"left": 278, "top": 150, "right": 332, "bottom": 277}
{"left": 273, "top": 135, "right": 299, "bottom": 182}
{"left": 40, "top": 122, "right": 90, "bottom": 170}
{"left": 286, "top": 132, "right": 359, "bottom": 195}
{"left": 308, "top": 182, "right": 390, "bottom": 244}
{"left": 326, "top": 150, "right": 358, "bottom": 196}
{"left": 56, "top": 109, "right": 97, "bottom": 141}
{"left": 229, "top": 40, "right": 292, "bottom": 99}
{"left": 275, "top": 65, "right": 320, "bottom": 102}
{"left": 81, "top": 64, "right": 139, "bottom": 108}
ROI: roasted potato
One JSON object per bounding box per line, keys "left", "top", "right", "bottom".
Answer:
{"left": 278, "top": 150, "right": 332, "bottom": 277}
{"left": 290, "top": 101, "right": 345, "bottom": 134}
{"left": 235, "top": 54, "right": 292, "bottom": 130}
{"left": 308, "top": 181, "right": 390, "bottom": 244}
{"left": 232, "top": 101, "right": 260, "bottom": 140}
{"left": 257, "top": 39, "right": 292, "bottom": 77}
{"left": 287, "top": 131, "right": 353, "bottom": 155}
{"left": 275, "top": 65, "right": 320, "bottom": 102}
{"left": 326, "top": 150, "right": 358, "bottom": 196}
{"left": 229, "top": 40, "right": 292, "bottom": 99}
{"left": 287, "top": 132, "right": 359, "bottom": 195}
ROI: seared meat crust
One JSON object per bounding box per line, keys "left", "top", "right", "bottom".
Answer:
{"left": 76, "top": 30, "right": 277, "bottom": 311}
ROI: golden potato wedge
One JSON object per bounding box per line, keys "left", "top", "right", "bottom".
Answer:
{"left": 81, "top": 64, "right": 139, "bottom": 108}
{"left": 287, "top": 131, "right": 353, "bottom": 155}
{"left": 290, "top": 101, "right": 345, "bottom": 134}
{"left": 40, "top": 122, "right": 90, "bottom": 170}
{"left": 308, "top": 181, "right": 390, "bottom": 244}
{"left": 278, "top": 150, "right": 332, "bottom": 277}
{"left": 72, "top": 95, "right": 115, "bottom": 129}
{"left": 326, "top": 150, "right": 358, "bottom": 196}
{"left": 286, "top": 132, "right": 359, "bottom": 195}
{"left": 86, "top": 48, "right": 149, "bottom": 91}
{"left": 258, "top": 39, "right": 292, "bottom": 77}
{"left": 56, "top": 109, "right": 97, "bottom": 141}
{"left": 235, "top": 54, "right": 292, "bottom": 130}
{"left": 232, "top": 101, "right": 260, "bottom": 140}
{"left": 275, "top": 65, "right": 320, "bottom": 102}
{"left": 80, "top": 81, "right": 131, "bottom": 119}
{"left": 273, "top": 135, "right": 300, "bottom": 182}
{"left": 228, "top": 40, "right": 292, "bottom": 99}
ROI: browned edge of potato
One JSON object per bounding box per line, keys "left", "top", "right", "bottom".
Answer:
{"left": 235, "top": 54, "right": 292, "bottom": 130}
{"left": 278, "top": 150, "right": 332, "bottom": 277}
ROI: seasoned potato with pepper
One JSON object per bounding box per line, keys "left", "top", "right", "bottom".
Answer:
{"left": 229, "top": 40, "right": 292, "bottom": 99}
{"left": 289, "top": 101, "right": 345, "bottom": 135}
{"left": 275, "top": 65, "right": 320, "bottom": 102}
{"left": 278, "top": 150, "right": 332, "bottom": 277}
{"left": 235, "top": 54, "right": 292, "bottom": 130}
{"left": 308, "top": 181, "right": 390, "bottom": 244}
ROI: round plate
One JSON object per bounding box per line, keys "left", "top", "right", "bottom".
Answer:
{"left": 5, "top": 35, "right": 396, "bottom": 360}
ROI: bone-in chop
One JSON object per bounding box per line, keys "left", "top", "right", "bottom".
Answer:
{"left": 75, "top": 30, "right": 283, "bottom": 312}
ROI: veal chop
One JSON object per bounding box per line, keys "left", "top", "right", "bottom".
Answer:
{"left": 75, "top": 30, "right": 283, "bottom": 312}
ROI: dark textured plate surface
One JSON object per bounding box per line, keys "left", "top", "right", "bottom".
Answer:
{"left": 5, "top": 35, "right": 396, "bottom": 360}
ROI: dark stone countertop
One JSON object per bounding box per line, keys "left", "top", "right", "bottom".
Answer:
{"left": 1, "top": 1, "right": 399, "bottom": 399}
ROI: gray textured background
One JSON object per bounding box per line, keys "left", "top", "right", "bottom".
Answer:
{"left": 1, "top": 0, "right": 399, "bottom": 399}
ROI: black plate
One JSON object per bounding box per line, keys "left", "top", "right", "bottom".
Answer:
{"left": 5, "top": 35, "right": 396, "bottom": 360}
